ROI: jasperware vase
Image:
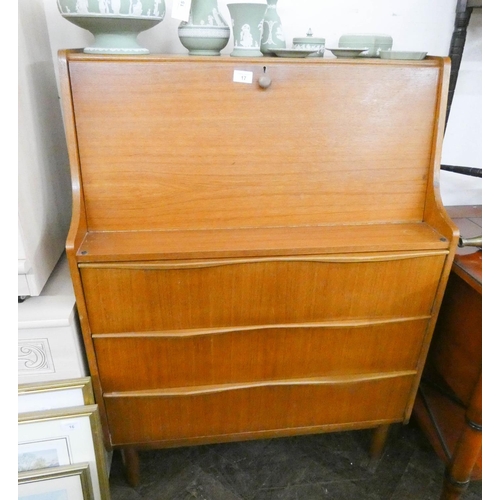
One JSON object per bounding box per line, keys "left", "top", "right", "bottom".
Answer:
{"left": 178, "top": 0, "right": 230, "bottom": 56}
{"left": 227, "top": 2, "right": 267, "bottom": 57}
{"left": 260, "top": 0, "right": 285, "bottom": 55}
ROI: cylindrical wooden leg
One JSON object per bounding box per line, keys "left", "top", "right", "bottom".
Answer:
{"left": 370, "top": 424, "right": 390, "bottom": 460}
{"left": 121, "top": 447, "right": 140, "bottom": 487}
{"left": 440, "top": 375, "right": 481, "bottom": 500}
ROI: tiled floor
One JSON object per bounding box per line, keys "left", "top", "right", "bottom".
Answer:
{"left": 108, "top": 420, "right": 482, "bottom": 499}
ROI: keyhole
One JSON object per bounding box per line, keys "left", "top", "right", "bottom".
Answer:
{"left": 259, "top": 66, "right": 271, "bottom": 89}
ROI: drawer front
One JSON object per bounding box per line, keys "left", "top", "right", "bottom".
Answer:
{"left": 103, "top": 375, "right": 414, "bottom": 446}
{"left": 95, "top": 319, "right": 427, "bottom": 392}
{"left": 81, "top": 253, "right": 446, "bottom": 333}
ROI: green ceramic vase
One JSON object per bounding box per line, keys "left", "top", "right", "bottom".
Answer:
{"left": 260, "top": 0, "right": 285, "bottom": 55}
{"left": 178, "top": 0, "right": 230, "bottom": 56}
{"left": 227, "top": 2, "right": 267, "bottom": 57}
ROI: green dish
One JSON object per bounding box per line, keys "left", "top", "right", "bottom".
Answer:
{"left": 270, "top": 48, "right": 317, "bottom": 58}
{"left": 328, "top": 48, "right": 368, "bottom": 58}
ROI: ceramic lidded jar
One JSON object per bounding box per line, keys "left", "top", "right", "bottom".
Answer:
{"left": 57, "top": 0, "right": 166, "bottom": 54}
{"left": 292, "top": 29, "right": 325, "bottom": 57}
{"left": 178, "top": 0, "right": 230, "bottom": 56}
{"left": 227, "top": 2, "right": 268, "bottom": 57}
{"left": 260, "top": 0, "right": 285, "bottom": 56}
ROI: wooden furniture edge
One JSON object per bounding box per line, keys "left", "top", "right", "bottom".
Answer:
{"left": 58, "top": 49, "right": 87, "bottom": 257}
{"left": 73, "top": 223, "right": 451, "bottom": 263}
{"left": 110, "top": 417, "right": 404, "bottom": 450}
{"left": 424, "top": 56, "right": 459, "bottom": 245}
{"left": 58, "top": 49, "right": 111, "bottom": 448}
{"left": 91, "top": 315, "right": 432, "bottom": 339}
{"left": 102, "top": 371, "right": 416, "bottom": 398}
{"left": 63, "top": 50, "right": 447, "bottom": 66}
{"left": 442, "top": 373, "right": 482, "bottom": 499}
{"left": 406, "top": 56, "right": 460, "bottom": 422}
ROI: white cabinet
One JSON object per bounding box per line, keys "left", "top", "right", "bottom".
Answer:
{"left": 18, "top": 0, "right": 72, "bottom": 297}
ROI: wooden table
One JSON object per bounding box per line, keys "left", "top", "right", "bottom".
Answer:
{"left": 413, "top": 205, "right": 482, "bottom": 500}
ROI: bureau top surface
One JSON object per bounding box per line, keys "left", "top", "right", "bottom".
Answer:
{"left": 60, "top": 51, "right": 449, "bottom": 236}
{"left": 74, "top": 222, "right": 449, "bottom": 262}
{"left": 64, "top": 51, "right": 444, "bottom": 66}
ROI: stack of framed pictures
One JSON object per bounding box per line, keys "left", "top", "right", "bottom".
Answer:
{"left": 18, "top": 377, "right": 111, "bottom": 500}
{"left": 19, "top": 463, "right": 94, "bottom": 500}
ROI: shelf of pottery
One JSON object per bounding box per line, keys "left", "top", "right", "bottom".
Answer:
{"left": 55, "top": 0, "right": 428, "bottom": 60}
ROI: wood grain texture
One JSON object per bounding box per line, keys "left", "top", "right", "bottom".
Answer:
{"left": 68, "top": 56, "right": 441, "bottom": 232}
{"left": 75, "top": 223, "right": 450, "bottom": 262}
{"left": 93, "top": 319, "right": 427, "bottom": 392}
{"left": 103, "top": 374, "right": 414, "bottom": 446}
{"left": 429, "top": 271, "right": 482, "bottom": 405}
{"left": 80, "top": 253, "right": 446, "bottom": 333}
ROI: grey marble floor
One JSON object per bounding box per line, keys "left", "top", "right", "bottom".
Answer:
{"left": 108, "top": 421, "right": 482, "bottom": 499}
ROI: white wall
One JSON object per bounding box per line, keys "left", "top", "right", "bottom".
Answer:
{"left": 440, "top": 8, "right": 482, "bottom": 206}
{"left": 39, "top": 0, "right": 481, "bottom": 206}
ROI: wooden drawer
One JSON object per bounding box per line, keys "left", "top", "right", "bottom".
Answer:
{"left": 95, "top": 319, "right": 427, "bottom": 392}
{"left": 103, "top": 374, "right": 414, "bottom": 446}
{"left": 80, "top": 252, "right": 446, "bottom": 333}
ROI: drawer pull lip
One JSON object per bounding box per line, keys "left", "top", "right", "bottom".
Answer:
{"left": 92, "top": 315, "right": 431, "bottom": 339}
{"left": 103, "top": 371, "right": 416, "bottom": 398}
{"left": 79, "top": 250, "right": 449, "bottom": 269}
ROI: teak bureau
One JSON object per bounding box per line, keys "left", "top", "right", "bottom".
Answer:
{"left": 58, "top": 50, "right": 458, "bottom": 484}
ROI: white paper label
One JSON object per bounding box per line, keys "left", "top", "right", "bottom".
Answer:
{"left": 233, "top": 70, "right": 253, "bottom": 84}
{"left": 171, "top": 0, "right": 192, "bottom": 22}
{"left": 61, "top": 421, "right": 80, "bottom": 432}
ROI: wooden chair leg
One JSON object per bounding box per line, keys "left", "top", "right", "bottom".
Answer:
{"left": 440, "top": 375, "right": 482, "bottom": 500}
{"left": 370, "top": 424, "right": 391, "bottom": 460}
{"left": 121, "top": 447, "right": 140, "bottom": 487}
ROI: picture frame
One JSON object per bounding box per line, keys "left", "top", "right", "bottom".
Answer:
{"left": 18, "top": 405, "right": 111, "bottom": 500}
{"left": 18, "top": 462, "right": 94, "bottom": 500}
{"left": 18, "top": 377, "right": 94, "bottom": 413}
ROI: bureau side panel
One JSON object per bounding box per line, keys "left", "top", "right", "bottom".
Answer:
{"left": 68, "top": 58, "right": 442, "bottom": 231}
